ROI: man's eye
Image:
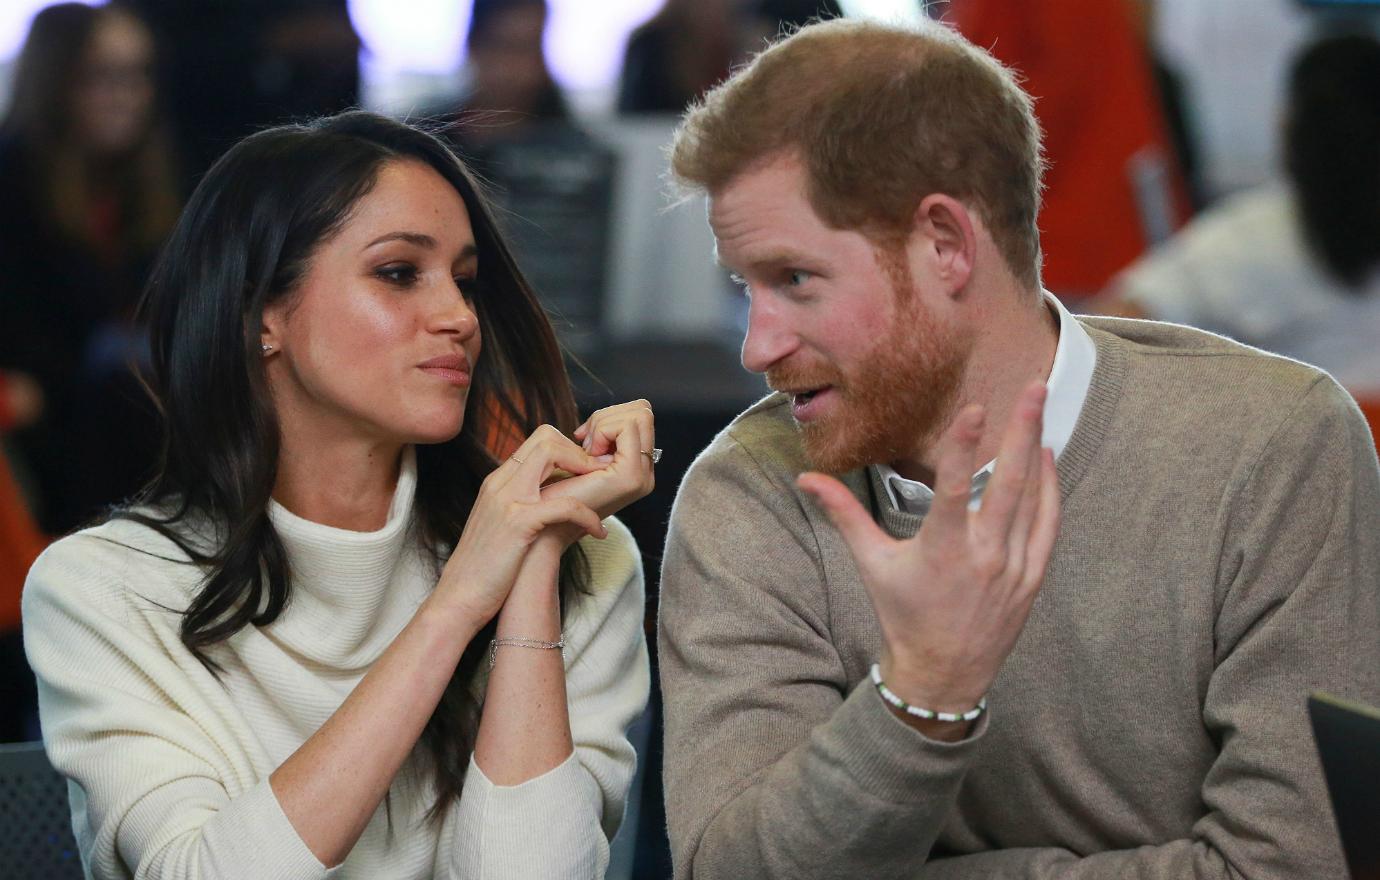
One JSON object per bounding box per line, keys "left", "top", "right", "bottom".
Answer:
{"left": 787, "top": 270, "right": 810, "bottom": 286}
{"left": 375, "top": 264, "right": 418, "bottom": 286}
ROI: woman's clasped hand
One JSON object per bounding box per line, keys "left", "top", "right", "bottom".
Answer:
{"left": 439, "top": 402, "right": 656, "bottom": 624}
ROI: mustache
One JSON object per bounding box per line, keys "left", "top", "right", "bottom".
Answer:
{"left": 766, "top": 362, "right": 843, "bottom": 393}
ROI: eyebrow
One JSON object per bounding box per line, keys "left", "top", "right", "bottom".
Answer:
{"left": 366, "top": 231, "right": 436, "bottom": 249}
{"left": 716, "top": 248, "right": 813, "bottom": 274}
{"left": 364, "top": 232, "right": 478, "bottom": 261}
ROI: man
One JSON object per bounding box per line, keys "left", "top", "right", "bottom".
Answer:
{"left": 658, "top": 17, "right": 1380, "bottom": 880}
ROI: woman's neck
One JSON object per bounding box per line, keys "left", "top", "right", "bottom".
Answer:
{"left": 272, "top": 436, "right": 405, "bottom": 532}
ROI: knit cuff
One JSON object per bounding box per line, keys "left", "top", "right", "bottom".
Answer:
{"left": 455, "top": 752, "right": 607, "bottom": 879}
{"left": 201, "top": 778, "right": 340, "bottom": 879}
{"left": 813, "top": 678, "right": 988, "bottom": 805}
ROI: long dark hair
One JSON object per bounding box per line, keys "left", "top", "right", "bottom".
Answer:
{"left": 120, "top": 110, "right": 586, "bottom": 815}
{"left": 1284, "top": 32, "right": 1380, "bottom": 290}
{"left": 3, "top": 1, "right": 179, "bottom": 253}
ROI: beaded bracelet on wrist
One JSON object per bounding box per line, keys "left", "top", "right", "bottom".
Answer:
{"left": 869, "top": 663, "right": 987, "bottom": 723}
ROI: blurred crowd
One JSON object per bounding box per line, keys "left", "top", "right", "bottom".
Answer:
{"left": 0, "top": 0, "right": 1378, "bottom": 871}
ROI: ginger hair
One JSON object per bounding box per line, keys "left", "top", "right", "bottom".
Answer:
{"left": 671, "top": 18, "right": 1046, "bottom": 288}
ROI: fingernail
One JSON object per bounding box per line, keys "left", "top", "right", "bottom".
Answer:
{"left": 596, "top": 454, "right": 614, "bottom": 463}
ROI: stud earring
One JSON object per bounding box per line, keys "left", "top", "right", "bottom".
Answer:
{"left": 261, "top": 343, "right": 273, "bottom": 354}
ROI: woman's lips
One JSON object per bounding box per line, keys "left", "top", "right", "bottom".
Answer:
{"left": 418, "top": 354, "right": 471, "bottom": 387}
{"left": 419, "top": 366, "right": 471, "bottom": 386}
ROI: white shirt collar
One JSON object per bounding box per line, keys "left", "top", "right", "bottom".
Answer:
{"left": 876, "top": 292, "right": 1097, "bottom": 515}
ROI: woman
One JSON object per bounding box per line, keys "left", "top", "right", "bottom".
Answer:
{"left": 618, "top": 0, "right": 741, "bottom": 116}
{"left": 460, "top": 0, "right": 569, "bottom": 136}
{"left": 22, "top": 111, "right": 653, "bottom": 879}
{"left": 0, "top": 1, "right": 179, "bottom": 533}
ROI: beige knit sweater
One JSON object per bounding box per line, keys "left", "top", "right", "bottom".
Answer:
{"left": 659, "top": 317, "right": 1380, "bottom": 880}
{"left": 24, "top": 450, "right": 650, "bottom": 879}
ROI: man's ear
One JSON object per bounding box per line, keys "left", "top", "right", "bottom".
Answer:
{"left": 909, "top": 193, "right": 977, "bottom": 297}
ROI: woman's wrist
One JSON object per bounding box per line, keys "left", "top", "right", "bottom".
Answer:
{"left": 498, "top": 534, "right": 564, "bottom": 631}
{"left": 416, "top": 591, "right": 489, "bottom": 647}
{"left": 512, "top": 532, "right": 566, "bottom": 590}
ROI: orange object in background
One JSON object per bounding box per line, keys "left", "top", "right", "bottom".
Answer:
{"left": 949, "top": 0, "right": 1190, "bottom": 298}
{"left": 1353, "top": 396, "right": 1380, "bottom": 453}
{"left": 0, "top": 455, "right": 47, "bottom": 632}
{"left": 480, "top": 391, "right": 528, "bottom": 461}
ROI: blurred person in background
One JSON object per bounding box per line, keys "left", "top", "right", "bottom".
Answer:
{"left": 0, "top": 1, "right": 179, "bottom": 535}
{"left": 443, "top": 0, "right": 570, "bottom": 151}
{"left": 949, "top": 0, "right": 1191, "bottom": 300}
{"left": 751, "top": 0, "right": 843, "bottom": 33}
{"left": 1097, "top": 33, "right": 1380, "bottom": 434}
{"left": 436, "top": 0, "right": 618, "bottom": 361}
{"left": 128, "top": 0, "right": 360, "bottom": 183}
{"left": 0, "top": 369, "right": 47, "bottom": 742}
{"left": 618, "top": 0, "right": 743, "bottom": 116}
{"left": 1126, "top": 0, "right": 1207, "bottom": 211}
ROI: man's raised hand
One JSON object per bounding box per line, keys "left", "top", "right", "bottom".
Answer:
{"left": 797, "top": 381, "right": 1060, "bottom": 737}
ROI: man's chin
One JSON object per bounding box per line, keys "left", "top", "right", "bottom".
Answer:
{"left": 798, "top": 421, "right": 878, "bottom": 475}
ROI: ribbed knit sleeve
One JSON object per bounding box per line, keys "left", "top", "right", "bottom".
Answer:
{"left": 446, "top": 517, "right": 650, "bottom": 879}
{"left": 22, "top": 533, "right": 336, "bottom": 880}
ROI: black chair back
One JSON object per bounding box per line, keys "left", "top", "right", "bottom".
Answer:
{"left": 0, "top": 741, "right": 82, "bottom": 879}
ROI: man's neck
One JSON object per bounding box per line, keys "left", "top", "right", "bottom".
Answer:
{"left": 894, "top": 290, "right": 1060, "bottom": 484}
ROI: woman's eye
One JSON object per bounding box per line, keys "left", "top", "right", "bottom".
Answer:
{"left": 375, "top": 264, "right": 418, "bottom": 286}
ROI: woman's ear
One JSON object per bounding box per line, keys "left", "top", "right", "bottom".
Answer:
{"left": 259, "top": 304, "right": 284, "bottom": 357}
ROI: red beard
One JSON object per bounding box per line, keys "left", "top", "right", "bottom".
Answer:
{"left": 768, "top": 285, "right": 970, "bottom": 475}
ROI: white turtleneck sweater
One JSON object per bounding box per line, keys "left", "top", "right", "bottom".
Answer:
{"left": 22, "top": 450, "right": 650, "bottom": 880}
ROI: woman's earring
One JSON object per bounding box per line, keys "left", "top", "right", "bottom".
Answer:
{"left": 261, "top": 343, "right": 273, "bottom": 355}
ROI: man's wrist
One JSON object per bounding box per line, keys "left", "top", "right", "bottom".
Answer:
{"left": 876, "top": 656, "right": 987, "bottom": 742}
{"left": 880, "top": 654, "right": 989, "bottom": 714}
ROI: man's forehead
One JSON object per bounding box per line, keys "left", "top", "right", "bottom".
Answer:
{"left": 707, "top": 160, "right": 820, "bottom": 269}
{"left": 707, "top": 155, "right": 809, "bottom": 220}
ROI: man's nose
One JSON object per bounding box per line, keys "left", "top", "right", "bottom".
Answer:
{"left": 740, "top": 296, "right": 797, "bottom": 374}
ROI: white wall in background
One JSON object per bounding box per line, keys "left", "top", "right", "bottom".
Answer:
{"left": 1154, "top": 0, "right": 1315, "bottom": 197}
{"left": 0, "top": 0, "right": 100, "bottom": 63}
{"left": 349, "top": 0, "right": 661, "bottom": 114}
{"left": 838, "top": 0, "right": 925, "bottom": 23}
{"left": 0, "top": 0, "right": 100, "bottom": 118}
